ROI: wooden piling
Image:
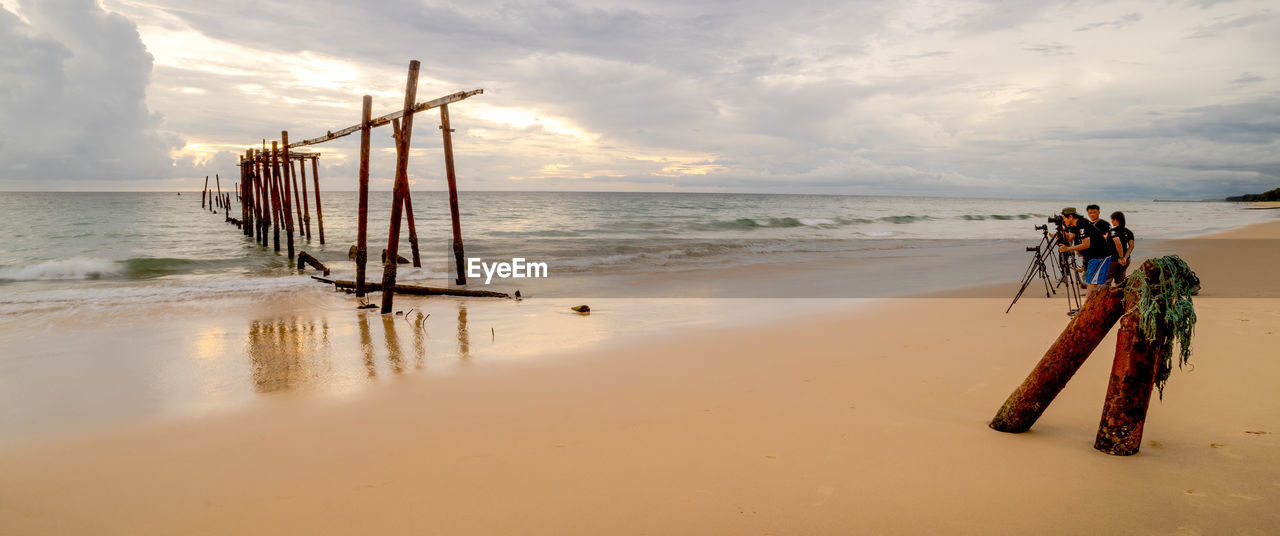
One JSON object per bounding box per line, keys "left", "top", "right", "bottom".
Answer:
{"left": 215, "top": 174, "right": 222, "bottom": 212}
{"left": 242, "top": 151, "right": 252, "bottom": 236}
{"left": 380, "top": 60, "right": 420, "bottom": 314}
{"left": 257, "top": 170, "right": 265, "bottom": 244}
{"left": 279, "top": 135, "right": 296, "bottom": 261}
{"left": 355, "top": 95, "right": 372, "bottom": 298}
{"left": 269, "top": 143, "right": 281, "bottom": 253}
{"left": 990, "top": 286, "right": 1125, "bottom": 433}
{"left": 440, "top": 103, "right": 466, "bottom": 284}
{"left": 299, "top": 158, "right": 311, "bottom": 240}
{"left": 251, "top": 150, "right": 263, "bottom": 244}
{"left": 296, "top": 251, "right": 329, "bottom": 276}
{"left": 1094, "top": 261, "right": 1167, "bottom": 456}
{"left": 202, "top": 176, "right": 208, "bottom": 209}
{"left": 311, "top": 157, "right": 324, "bottom": 245}
{"left": 289, "top": 159, "right": 303, "bottom": 238}
{"left": 391, "top": 118, "right": 422, "bottom": 268}
{"left": 259, "top": 151, "right": 269, "bottom": 247}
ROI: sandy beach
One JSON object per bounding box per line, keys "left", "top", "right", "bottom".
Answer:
{"left": 1, "top": 221, "right": 1278, "bottom": 535}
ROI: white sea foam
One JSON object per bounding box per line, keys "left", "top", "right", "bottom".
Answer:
{"left": 0, "top": 275, "right": 314, "bottom": 308}
{"left": 0, "top": 257, "right": 121, "bottom": 281}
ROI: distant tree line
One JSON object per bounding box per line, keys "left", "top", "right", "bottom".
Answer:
{"left": 1226, "top": 187, "right": 1280, "bottom": 202}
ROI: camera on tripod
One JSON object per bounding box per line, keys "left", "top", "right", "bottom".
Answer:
{"left": 1007, "top": 217, "right": 1084, "bottom": 315}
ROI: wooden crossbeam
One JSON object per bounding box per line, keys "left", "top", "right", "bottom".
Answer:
{"left": 288, "top": 89, "right": 483, "bottom": 148}
{"left": 236, "top": 152, "right": 321, "bottom": 166}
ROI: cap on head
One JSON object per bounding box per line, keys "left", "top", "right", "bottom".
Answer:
{"left": 1061, "top": 207, "right": 1081, "bottom": 219}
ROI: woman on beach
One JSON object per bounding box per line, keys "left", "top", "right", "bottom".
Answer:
{"left": 1107, "top": 211, "right": 1134, "bottom": 286}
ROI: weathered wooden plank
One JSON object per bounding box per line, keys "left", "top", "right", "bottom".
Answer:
{"left": 288, "top": 89, "right": 482, "bottom": 148}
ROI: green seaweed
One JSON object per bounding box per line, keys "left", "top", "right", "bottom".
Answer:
{"left": 1123, "top": 255, "right": 1198, "bottom": 399}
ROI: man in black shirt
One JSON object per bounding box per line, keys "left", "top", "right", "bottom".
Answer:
{"left": 1107, "top": 211, "right": 1135, "bottom": 286}
{"left": 1086, "top": 204, "right": 1111, "bottom": 242}
{"left": 1057, "top": 207, "right": 1110, "bottom": 299}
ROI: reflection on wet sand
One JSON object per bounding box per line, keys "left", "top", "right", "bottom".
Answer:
{"left": 382, "top": 315, "right": 404, "bottom": 374}
{"left": 358, "top": 314, "right": 376, "bottom": 379}
{"left": 457, "top": 302, "right": 470, "bottom": 359}
{"left": 246, "top": 303, "right": 476, "bottom": 394}
{"left": 246, "top": 317, "right": 332, "bottom": 393}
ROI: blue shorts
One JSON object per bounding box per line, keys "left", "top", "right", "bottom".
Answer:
{"left": 1085, "top": 257, "right": 1111, "bottom": 285}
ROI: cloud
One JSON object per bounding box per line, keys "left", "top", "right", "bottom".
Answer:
{"left": 1022, "top": 42, "right": 1073, "bottom": 56}
{"left": 0, "top": 0, "right": 179, "bottom": 189}
{"left": 1232, "top": 72, "right": 1265, "bottom": 85}
{"left": 2, "top": 0, "right": 1279, "bottom": 199}
{"left": 1074, "top": 12, "right": 1142, "bottom": 32}
{"left": 1184, "top": 10, "right": 1275, "bottom": 39}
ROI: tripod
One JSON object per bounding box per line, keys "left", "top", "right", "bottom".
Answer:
{"left": 1007, "top": 224, "right": 1083, "bottom": 314}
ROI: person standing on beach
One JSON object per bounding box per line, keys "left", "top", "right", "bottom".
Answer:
{"left": 1063, "top": 204, "right": 1110, "bottom": 259}
{"left": 1086, "top": 204, "right": 1111, "bottom": 237}
{"left": 1107, "top": 211, "right": 1134, "bottom": 286}
{"left": 1057, "top": 207, "right": 1110, "bottom": 298}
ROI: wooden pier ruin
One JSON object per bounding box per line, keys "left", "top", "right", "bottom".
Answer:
{"left": 200, "top": 59, "right": 505, "bottom": 309}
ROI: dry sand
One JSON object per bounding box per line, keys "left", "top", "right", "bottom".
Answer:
{"left": 2, "top": 223, "right": 1279, "bottom": 535}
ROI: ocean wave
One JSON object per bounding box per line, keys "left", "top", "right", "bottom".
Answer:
{"left": 0, "top": 257, "right": 120, "bottom": 281}
{"left": 122, "top": 257, "right": 203, "bottom": 278}
{"left": 701, "top": 216, "right": 868, "bottom": 230}
{"left": 878, "top": 215, "right": 933, "bottom": 224}
{"left": 957, "top": 213, "right": 1043, "bottom": 221}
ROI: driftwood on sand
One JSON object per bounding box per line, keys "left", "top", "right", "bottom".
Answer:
{"left": 311, "top": 276, "right": 509, "bottom": 298}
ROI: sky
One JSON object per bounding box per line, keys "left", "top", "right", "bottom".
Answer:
{"left": 0, "top": 0, "right": 1277, "bottom": 198}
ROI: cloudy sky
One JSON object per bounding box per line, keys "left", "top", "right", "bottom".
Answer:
{"left": 1, "top": 0, "right": 1276, "bottom": 198}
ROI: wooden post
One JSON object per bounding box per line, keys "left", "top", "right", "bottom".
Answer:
{"left": 245, "top": 151, "right": 254, "bottom": 238}
{"left": 242, "top": 151, "right": 252, "bottom": 236}
{"left": 202, "top": 176, "right": 208, "bottom": 209}
{"left": 355, "top": 95, "right": 372, "bottom": 298}
{"left": 380, "top": 60, "right": 420, "bottom": 314}
{"left": 259, "top": 150, "right": 270, "bottom": 247}
{"left": 296, "top": 251, "right": 330, "bottom": 276}
{"left": 990, "top": 286, "right": 1125, "bottom": 433}
{"left": 279, "top": 135, "right": 295, "bottom": 261}
{"left": 299, "top": 157, "right": 311, "bottom": 240}
{"left": 215, "top": 174, "right": 222, "bottom": 212}
{"left": 253, "top": 150, "right": 262, "bottom": 243}
{"left": 290, "top": 158, "right": 303, "bottom": 237}
{"left": 269, "top": 143, "right": 281, "bottom": 253}
{"left": 440, "top": 104, "right": 466, "bottom": 284}
{"left": 391, "top": 119, "right": 422, "bottom": 268}
{"left": 311, "top": 156, "right": 324, "bottom": 245}
{"left": 253, "top": 151, "right": 264, "bottom": 244}
{"left": 1095, "top": 261, "right": 1166, "bottom": 456}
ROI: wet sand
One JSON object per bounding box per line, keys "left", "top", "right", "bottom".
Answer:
{"left": 2, "top": 222, "right": 1279, "bottom": 534}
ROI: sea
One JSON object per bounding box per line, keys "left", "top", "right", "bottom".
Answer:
{"left": 1, "top": 192, "right": 1274, "bottom": 306}
{"left": 0, "top": 191, "right": 1274, "bottom": 443}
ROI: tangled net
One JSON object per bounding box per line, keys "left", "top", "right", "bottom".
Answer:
{"left": 1123, "top": 255, "right": 1198, "bottom": 399}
